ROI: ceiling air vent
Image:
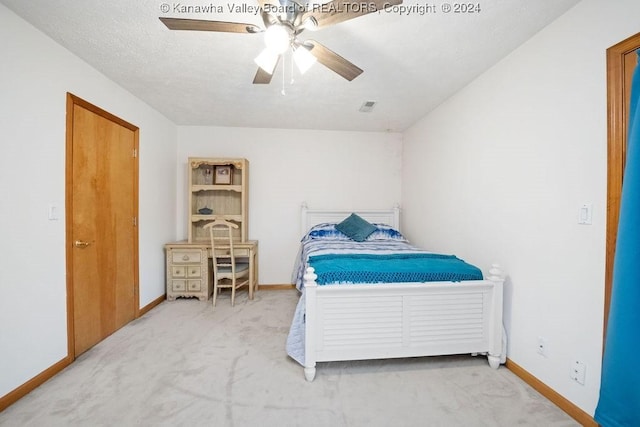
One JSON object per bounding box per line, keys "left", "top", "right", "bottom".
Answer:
{"left": 359, "top": 100, "right": 377, "bottom": 113}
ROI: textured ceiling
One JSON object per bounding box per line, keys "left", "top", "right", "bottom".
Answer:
{"left": 1, "top": 0, "right": 580, "bottom": 131}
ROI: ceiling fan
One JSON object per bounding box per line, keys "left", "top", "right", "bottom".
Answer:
{"left": 159, "top": 0, "right": 402, "bottom": 84}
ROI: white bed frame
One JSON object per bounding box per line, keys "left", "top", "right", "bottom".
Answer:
{"left": 299, "top": 203, "right": 505, "bottom": 381}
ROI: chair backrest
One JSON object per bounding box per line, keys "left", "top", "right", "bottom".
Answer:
{"left": 202, "top": 219, "right": 240, "bottom": 278}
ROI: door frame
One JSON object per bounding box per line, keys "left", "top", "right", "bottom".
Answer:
{"left": 605, "top": 32, "right": 640, "bottom": 338}
{"left": 65, "top": 93, "right": 140, "bottom": 358}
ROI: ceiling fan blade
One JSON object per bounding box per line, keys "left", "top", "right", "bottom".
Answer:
{"left": 301, "top": 0, "right": 402, "bottom": 29}
{"left": 253, "top": 67, "right": 274, "bottom": 84}
{"left": 253, "top": 56, "right": 281, "bottom": 84}
{"left": 305, "top": 40, "right": 363, "bottom": 81}
{"left": 159, "top": 17, "right": 262, "bottom": 34}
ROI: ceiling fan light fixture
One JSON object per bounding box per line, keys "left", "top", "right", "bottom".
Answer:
{"left": 293, "top": 45, "right": 317, "bottom": 74}
{"left": 254, "top": 48, "right": 279, "bottom": 74}
{"left": 264, "top": 25, "right": 291, "bottom": 54}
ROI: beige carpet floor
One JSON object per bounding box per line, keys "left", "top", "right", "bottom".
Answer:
{"left": 0, "top": 289, "right": 579, "bottom": 427}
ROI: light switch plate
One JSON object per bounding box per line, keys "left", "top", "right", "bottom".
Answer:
{"left": 48, "top": 204, "right": 59, "bottom": 221}
{"left": 578, "top": 203, "right": 592, "bottom": 225}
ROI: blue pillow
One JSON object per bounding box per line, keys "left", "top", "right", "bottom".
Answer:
{"left": 367, "top": 224, "right": 408, "bottom": 242}
{"left": 303, "top": 223, "right": 351, "bottom": 242}
{"left": 335, "top": 213, "right": 377, "bottom": 242}
{"left": 302, "top": 222, "right": 408, "bottom": 243}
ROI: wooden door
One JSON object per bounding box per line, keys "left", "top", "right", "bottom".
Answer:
{"left": 605, "top": 33, "right": 640, "bottom": 337}
{"left": 66, "top": 94, "right": 139, "bottom": 356}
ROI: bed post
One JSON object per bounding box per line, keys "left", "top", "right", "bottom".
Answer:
{"left": 303, "top": 267, "right": 318, "bottom": 381}
{"left": 392, "top": 204, "right": 400, "bottom": 230}
{"left": 486, "top": 264, "right": 505, "bottom": 369}
{"left": 300, "top": 202, "right": 309, "bottom": 238}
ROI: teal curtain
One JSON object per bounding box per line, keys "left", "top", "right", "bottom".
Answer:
{"left": 594, "top": 50, "right": 640, "bottom": 427}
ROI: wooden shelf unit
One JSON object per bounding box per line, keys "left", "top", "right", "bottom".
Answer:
{"left": 188, "top": 157, "right": 249, "bottom": 243}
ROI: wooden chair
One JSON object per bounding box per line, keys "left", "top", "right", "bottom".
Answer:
{"left": 203, "top": 219, "right": 250, "bottom": 307}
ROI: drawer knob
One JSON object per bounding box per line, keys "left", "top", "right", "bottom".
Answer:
{"left": 182, "top": 255, "right": 189, "bottom": 261}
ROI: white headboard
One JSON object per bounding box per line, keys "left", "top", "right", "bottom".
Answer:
{"left": 300, "top": 203, "right": 401, "bottom": 237}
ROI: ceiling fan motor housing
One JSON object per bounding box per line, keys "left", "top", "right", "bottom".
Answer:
{"left": 263, "top": 0, "right": 305, "bottom": 25}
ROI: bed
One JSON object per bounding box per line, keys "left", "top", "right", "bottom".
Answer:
{"left": 286, "top": 204, "right": 506, "bottom": 381}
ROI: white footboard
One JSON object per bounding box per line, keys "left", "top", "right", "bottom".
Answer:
{"left": 303, "top": 265, "right": 505, "bottom": 381}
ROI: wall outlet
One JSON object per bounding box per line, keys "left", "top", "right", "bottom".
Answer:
{"left": 537, "top": 337, "right": 548, "bottom": 357}
{"left": 570, "top": 360, "right": 586, "bottom": 385}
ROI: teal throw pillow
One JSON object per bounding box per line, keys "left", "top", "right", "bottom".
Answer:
{"left": 335, "top": 213, "right": 377, "bottom": 242}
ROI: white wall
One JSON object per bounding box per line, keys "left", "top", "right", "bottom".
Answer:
{"left": 402, "top": 0, "right": 640, "bottom": 415}
{"left": 4, "top": 0, "right": 633, "bottom": 416}
{"left": 0, "top": 5, "right": 177, "bottom": 397}
{"left": 177, "top": 127, "right": 403, "bottom": 284}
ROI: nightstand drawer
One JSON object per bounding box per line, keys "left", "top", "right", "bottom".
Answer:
{"left": 186, "top": 266, "right": 201, "bottom": 278}
{"left": 172, "top": 280, "right": 186, "bottom": 292}
{"left": 171, "top": 266, "right": 186, "bottom": 278}
{"left": 172, "top": 250, "right": 202, "bottom": 264}
{"left": 187, "top": 280, "right": 201, "bottom": 291}
{"left": 211, "top": 248, "right": 249, "bottom": 257}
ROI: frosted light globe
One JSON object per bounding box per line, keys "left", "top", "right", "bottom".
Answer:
{"left": 264, "top": 25, "right": 290, "bottom": 54}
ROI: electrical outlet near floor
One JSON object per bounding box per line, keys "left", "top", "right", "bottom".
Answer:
{"left": 570, "top": 360, "right": 587, "bottom": 385}
{"left": 537, "top": 337, "right": 548, "bottom": 357}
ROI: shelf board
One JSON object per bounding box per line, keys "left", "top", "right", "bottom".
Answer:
{"left": 192, "top": 184, "right": 242, "bottom": 193}
{"left": 191, "top": 214, "right": 243, "bottom": 222}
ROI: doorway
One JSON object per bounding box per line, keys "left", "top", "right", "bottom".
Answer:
{"left": 65, "top": 93, "right": 140, "bottom": 357}
{"left": 605, "top": 32, "right": 640, "bottom": 336}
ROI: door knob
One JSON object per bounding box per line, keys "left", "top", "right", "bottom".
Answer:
{"left": 74, "top": 240, "right": 91, "bottom": 248}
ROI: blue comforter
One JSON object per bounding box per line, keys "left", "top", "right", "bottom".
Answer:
{"left": 287, "top": 236, "right": 484, "bottom": 365}
{"left": 309, "top": 253, "right": 482, "bottom": 285}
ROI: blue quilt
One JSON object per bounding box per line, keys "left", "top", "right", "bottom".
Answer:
{"left": 309, "top": 253, "right": 483, "bottom": 285}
